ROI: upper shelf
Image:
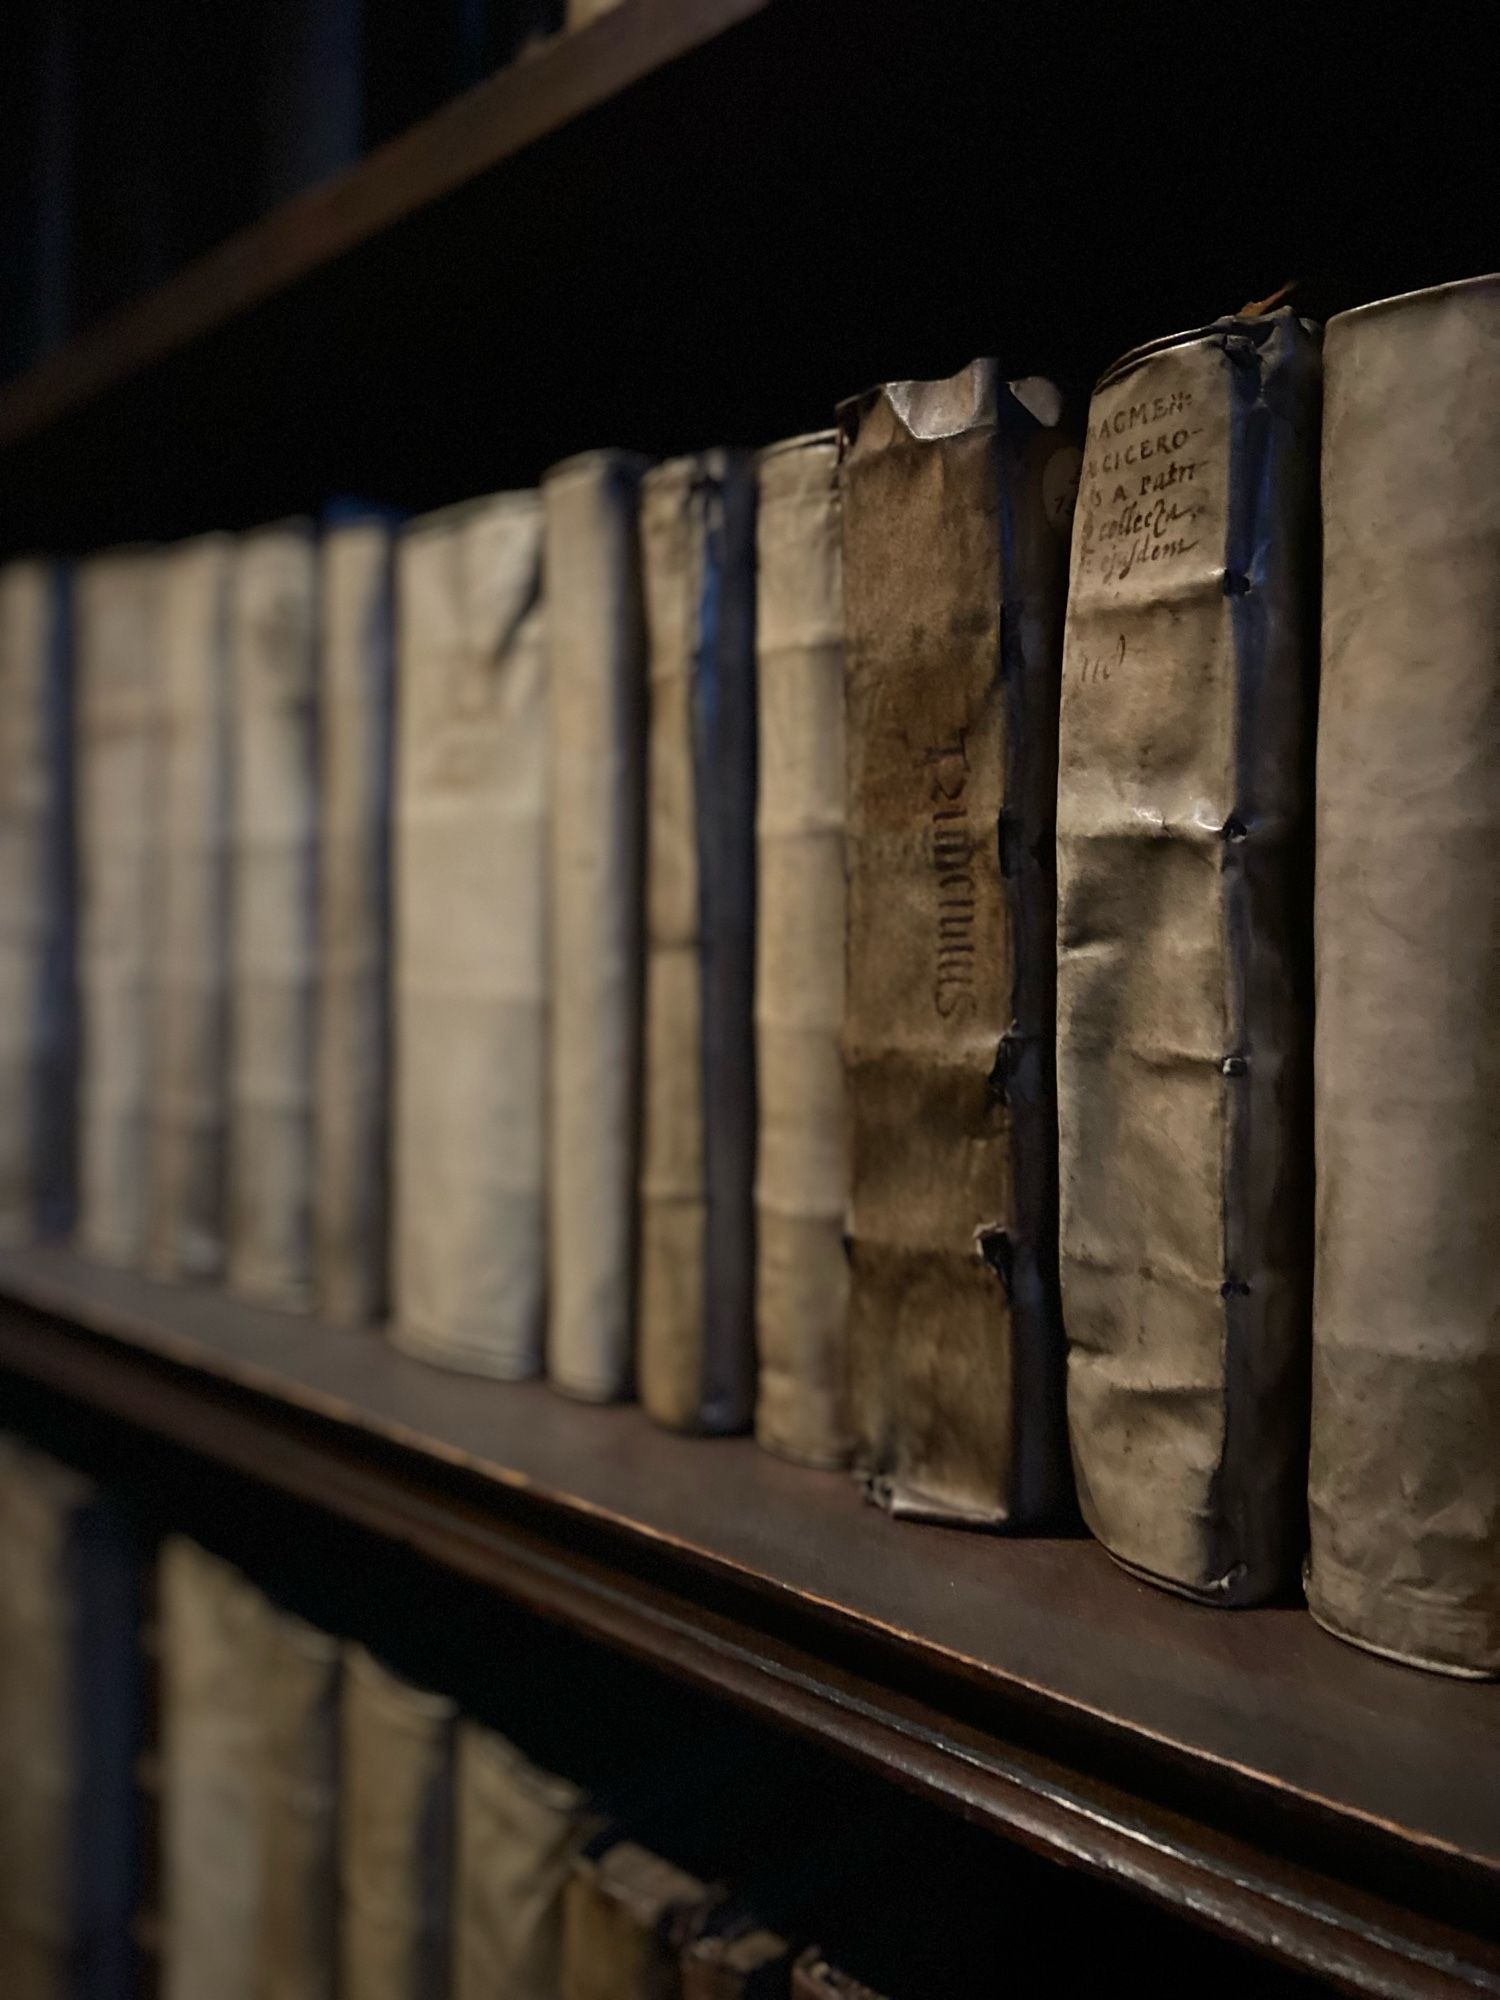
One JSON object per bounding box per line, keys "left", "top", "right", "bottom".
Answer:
{"left": 0, "top": 0, "right": 769, "bottom": 449}
{"left": 0, "top": 1242, "right": 1495, "bottom": 1999}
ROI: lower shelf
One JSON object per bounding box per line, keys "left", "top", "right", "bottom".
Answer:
{"left": 0, "top": 1243, "right": 1495, "bottom": 1996}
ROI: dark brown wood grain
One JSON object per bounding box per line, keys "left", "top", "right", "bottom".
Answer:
{"left": 0, "top": 0, "right": 768, "bottom": 448}
{"left": 0, "top": 1245, "right": 1495, "bottom": 1995}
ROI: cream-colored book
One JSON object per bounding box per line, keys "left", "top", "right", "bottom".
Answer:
{"left": 454, "top": 1721, "right": 594, "bottom": 2000}
{"left": 392, "top": 494, "right": 548, "bottom": 1378}
{"left": 75, "top": 548, "right": 160, "bottom": 1267}
{"left": 0, "top": 562, "right": 73, "bottom": 1244}
{"left": 149, "top": 534, "right": 234, "bottom": 1282}
{"left": 260, "top": 1610, "right": 340, "bottom": 2000}
{"left": 753, "top": 432, "right": 849, "bottom": 1469}
{"left": 315, "top": 512, "right": 395, "bottom": 1326}
{"left": 1307, "top": 274, "right": 1500, "bottom": 1677}
{"left": 1056, "top": 312, "right": 1321, "bottom": 1604}
{"left": 340, "top": 1648, "right": 455, "bottom": 2000}
{"left": 228, "top": 523, "right": 319, "bottom": 1311}
{"left": 637, "top": 453, "right": 757, "bottom": 1434}
{"left": 160, "top": 1539, "right": 269, "bottom": 2000}
{"left": 542, "top": 452, "right": 649, "bottom": 1401}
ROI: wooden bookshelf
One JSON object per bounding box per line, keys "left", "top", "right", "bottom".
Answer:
{"left": 0, "top": 1245, "right": 1495, "bottom": 1997}
{"left": 2, "top": 6, "right": 1497, "bottom": 1992}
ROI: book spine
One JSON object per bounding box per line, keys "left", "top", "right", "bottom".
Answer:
{"left": 391, "top": 494, "right": 548, "bottom": 1378}
{"left": 160, "top": 1539, "right": 268, "bottom": 2000}
{"left": 340, "top": 1648, "right": 455, "bottom": 2000}
{"left": 752, "top": 433, "right": 850, "bottom": 1469}
{"left": 542, "top": 452, "right": 649, "bottom": 1403}
{"left": 453, "top": 1720, "right": 592, "bottom": 2000}
{"left": 75, "top": 550, "right": 160, "bottom": 1268}
{"left": 149, "top": 535, "right": 233, "bottom": 1283}
{"left": 790, "top": 1951, "right": 886, "bottom": 2000}
{"left": 315, "top": 518, "right": 395, "bottom": 1327}
{"left": 0, "top": 561, "right": 74, "bottom": 1243}
{"left": 260, "top": 1610, "right": 340, "bottom": 2000}
{"left": 1057, "top": 313, "right": 1320, "bottom": 1604}
{"left": 838, "top": 363, "right": 1074, "bottom": 1526}
{"left": 1307, "top": 275, "right": 1500, "bottom": 1677}
{"left": 562, "top": 1840, "right": 715, "bottom": 2000}
{"left": 638, "top": 453, "right": 757, "bottom": 1434}
{"left": 228, "top": 522, "right": 319, "bottom": 1311}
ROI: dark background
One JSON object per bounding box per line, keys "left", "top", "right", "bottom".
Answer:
{"left": 0, "top": 2, "right": 1496, "bottom": 554}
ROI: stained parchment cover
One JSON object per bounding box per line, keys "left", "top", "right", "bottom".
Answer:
{"left": 1057, "top": 311, "right": 1321, "bottom": 1604}
{"left": 839, "top": 362, "right": 1076, "bottom": 1525}
{"left": 1307, "top": 274, "right": 1500, "bottom": 1676}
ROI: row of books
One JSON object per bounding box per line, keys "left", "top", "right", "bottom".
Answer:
{"left": 5, "top": 1434, "right": 1159, "bottom": 2000}
{"left": 0, "top": 272, "right": 1494, "bottom": 1678}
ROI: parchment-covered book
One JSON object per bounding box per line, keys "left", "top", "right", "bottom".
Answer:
{"left": 562, "top": 1838, "right": 720, "bottom": 2000}
{"left": 259, "top": 1609, "right": 340, "bottom": 2000}
{"left": 1307, "top": 274, "right": 1500, "bottom": 1676}
{"left": 315, "top": 507, "right": 396, "bottom": 1327}
{"left": 542, "top": 452, "right": 649, "bottom": 1402}
{"left": 340, "top": 1648, "right": 455, "bottom": 2000}
{"left": 1056, "top": 311, "right": 1321, "bottom": 1604}
{"left": 228, "top": 522, "right": 319, "bottom": 1311}
{"left": 454, "top": 1720, "right": 595, "bottom": 2000}
{"left": 0, "top": 561, "right": 74, "bottom": 1244}
{"left": 683, "top": 1919, "right": 792, "bottom": 2000}
{"left": 75, "top": 548, "right": 160, "bottom": 1268}
{"left": 637, "top": 452, "right": 757, "bottom": 1434}
{"left": 0, "top": 1440, "right": 142, "bottom": 2000}
{"left": 838, "top": 363, "right": 1077, "bottom": 1525}
{"left": 148, "top": 534, "right": 233, "bottom": 1283}
{"left": 753, "top": 432, "right": 849, "bottom": 1470}
{"left": 392, "top": 494, "right": 548, "bottom": 1378}
{"left": 160, "top": 1538, "right": 268, "bottom": 2000}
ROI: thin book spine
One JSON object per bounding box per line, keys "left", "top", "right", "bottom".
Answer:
{"left": 752, "top": 432, "right": 850, "bottom": 1468}
{"left": 315, "top": 513, "right": 395, "bottom": 1327}
{"left": 543, "top": 452, "right": 650, "bottom": 1403}
{"left": 149, "top": 534, "right": 233, "bottom": 1283}
{"left": 638, "top": 453, "right": 757, "bottom": 1435}
{"left": 228, "top": 521, "right": 320, "bottom": 1312}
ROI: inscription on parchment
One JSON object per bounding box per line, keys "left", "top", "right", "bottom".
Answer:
{"left": 1073, "top": 385, "right": 1209, "bottom": 594}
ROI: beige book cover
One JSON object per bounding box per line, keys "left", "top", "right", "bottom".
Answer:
{"left": 392, "top": 494, "right": 548, "bottom": 1378}
{"left": 838, "top": 363, "right": 1077, "bottom": 1525}
{"left": 637, "top": 452, "right": 757, "bottom": 1434}
{"left": 340, "top": 1648, "right": 455, "bottom": 2000}
{"left": 1307, "top": 273, "right": 1500, "bottom": 1677}
{"left": 315, "top": 513, "right": 394, "bottom": 1327}
{"left": 160, "top": 1538, "right": 269, "bottom": 2000}
{"left": 542, "top": 452, "right": 649, "bottom": 1402}
{"left": 228, "top": 522, "right": 319, "bottom": 1311}
{"left": 0, "top": 561, "right": 73, "bottom": 1245}
{"left": 1056, "top": 311, "right": 1321, "bottom": 1604}
{"left": 562, "top": 1840, "right": 717, "bottom": 2000}
{"left": 149, "top": 534, "right": 234, "bottom": 1282}
{"left": 454, "top": 1720, "right": 595, "bottom": 2000}
{"left": 259, "top": 1610, "right": 340, "bottom": 2000}
{"left": 74, "top": 548, "right": 160, "bottom": 1267}
{"left": 753, "top": 432, "right": 849, "bottom": 1469}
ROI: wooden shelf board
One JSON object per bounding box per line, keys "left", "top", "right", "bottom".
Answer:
{"left": 0, "top": 1243, "right": 1496, "bottom": 1996}
{"left": 0, "top": 0, "right": 769, "bottom": 448}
